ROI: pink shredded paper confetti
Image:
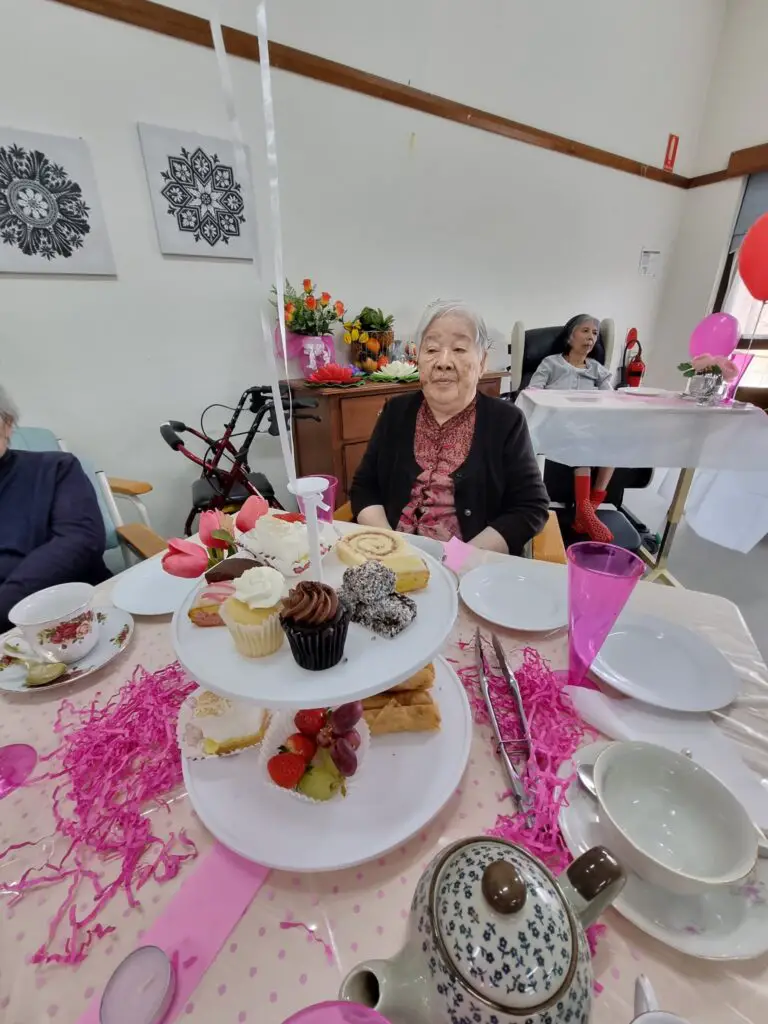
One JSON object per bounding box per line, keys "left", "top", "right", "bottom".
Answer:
{"left": 457, "top": 642, "right": 606, "bottom": 958}
{"left": 0, "top": 662, "right": 198, "bottom": 965}
{"left": 280, "top": 920, "right": 335, "bottom": 964}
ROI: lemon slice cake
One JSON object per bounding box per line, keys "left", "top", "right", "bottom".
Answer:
{"left": 191, "top": 690, "right": 270, "bottom": 756}
{"left": 337, "top": 527, "right": 430, "bottom": 593}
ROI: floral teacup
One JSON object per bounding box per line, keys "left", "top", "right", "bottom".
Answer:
{"left": 8, "top": 583, "right": 99, "bottom": 665}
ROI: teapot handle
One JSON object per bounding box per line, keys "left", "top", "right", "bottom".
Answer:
{"left": 558, "top": 846, "right": 625, "bottom": 930}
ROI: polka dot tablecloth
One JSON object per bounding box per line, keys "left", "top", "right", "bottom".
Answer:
{"left": 1, "top": 563, "right": 768, "bottom": 1024}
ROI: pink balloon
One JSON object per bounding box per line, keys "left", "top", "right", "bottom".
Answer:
{"left": 689, "top": 313, "right": 740, "bottom": 359}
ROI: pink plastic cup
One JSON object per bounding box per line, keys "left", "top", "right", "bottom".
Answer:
{"left": 564, "top": 542, "right": 645, "bottom": 688}
{"left": 297, "top": 474, "right": 338, "bottom": 523}
{"left": 281, "top": 1003, "right": 391, "bottom": 1024}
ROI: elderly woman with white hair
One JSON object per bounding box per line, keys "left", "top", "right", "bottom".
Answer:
{"left": 350, "top": 301, "right": 549, "bottom": 554}
{"left": 0, "top": 386, "right": 109, "bottom": 632}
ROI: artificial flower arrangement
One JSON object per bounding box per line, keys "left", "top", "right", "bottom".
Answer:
{"left": 343, "top": 306, "right": 395, "bottom": 372}
{"left": 161, "top": 500, "right": 269, "bottom": 578}
{"left": 677, "top": 353, "right": 739, "bottom": 381}
{"left": 279, "top": 279, "right": 345, "bottom": 336}
{"left": 272, "top": 279, "right": 346, "bottom": 380}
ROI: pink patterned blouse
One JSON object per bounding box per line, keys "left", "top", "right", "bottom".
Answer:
{"left": 397, "top": 398, "right": 477, "bottom": 542}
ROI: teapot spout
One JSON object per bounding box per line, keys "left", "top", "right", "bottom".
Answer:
{"left": 340, "top": 953, "right": 432, "bottom": 1024}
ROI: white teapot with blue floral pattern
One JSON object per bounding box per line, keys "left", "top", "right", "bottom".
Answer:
{"left": 340, "top": 837, "right": 625, "bottom": 1024}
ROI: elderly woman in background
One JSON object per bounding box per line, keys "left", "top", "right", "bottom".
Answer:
{"left": 0, "top": 387, "right": 109, "bottom": 632}
{"left": 528, "top": 313, "right": 615, "bottom": 542}
{"left": 351, "top": 301, "right": 549, "bottom": 555}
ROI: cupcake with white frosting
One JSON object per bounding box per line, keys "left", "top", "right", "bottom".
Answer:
{"left": 220, "top": 566, "right": 285, "bottom": 658}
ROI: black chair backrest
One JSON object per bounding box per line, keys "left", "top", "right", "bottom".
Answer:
{"left": 520, "top": 325, "right": 607, "bottom": 391}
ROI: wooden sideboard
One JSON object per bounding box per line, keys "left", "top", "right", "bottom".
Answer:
{"left": 289, "top": 372, "right": 506, "bottom": 506}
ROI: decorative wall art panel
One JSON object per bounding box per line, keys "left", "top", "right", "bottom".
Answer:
{"left": 0, "top": 128, "right": 115, "bottom": 275}
{"left": 137, "top": 123, "right": 253, "bottom": 259}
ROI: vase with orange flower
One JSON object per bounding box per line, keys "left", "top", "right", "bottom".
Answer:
{"left": 272, "top": 279, "right": 345, "bottom": 379}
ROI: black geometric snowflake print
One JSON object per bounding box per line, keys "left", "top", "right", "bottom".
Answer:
{"left": 160, "top": 146, "right": 245, "bottom": 247}
{"left": 0, "top": 144, "right": 91, "bottom": 260}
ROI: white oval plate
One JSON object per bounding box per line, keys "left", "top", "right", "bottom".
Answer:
{"left": 591, "top": 614, "right": 740, "bottom": 712}
{"left": 0, "top": 607, "right": 134, "bottom": 693}
{"left": 172, "top": 549, "right": 457, "bottom": 708}
{"left": 617, "top": 386, "right": 670, "bottom": 397}
{"left": 459, "top": 560, "right": 567, "bottom": 632}
{"left": 182, "top": 657, "right": 472, "bottom": 871}
{"left": 559, "top": 742, "right": 768, "bottom": 960}
{"left": 112, "top": 557, "right": 197, "bottom": 617}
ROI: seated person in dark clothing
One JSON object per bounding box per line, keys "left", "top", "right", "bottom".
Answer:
{"left": 0, "top": 387, "right": 110, "bottom": 632}
{"left": 350, "top": 300, "right": 549, "bottom": 555}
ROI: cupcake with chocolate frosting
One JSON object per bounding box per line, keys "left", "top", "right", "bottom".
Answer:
{"left": 280, "top": 581, "right": 350, "bottom": 671}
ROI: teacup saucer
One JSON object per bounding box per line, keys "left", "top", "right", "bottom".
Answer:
{"left": 0, "top": 607, "right": 134, "bottom": 694}
{"left": 559, "top": 741, "right": 768, "bottom": 960}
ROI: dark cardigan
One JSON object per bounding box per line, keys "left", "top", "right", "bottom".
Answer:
{"left": 350, "top": 391, "right": 549, "bottom": 555}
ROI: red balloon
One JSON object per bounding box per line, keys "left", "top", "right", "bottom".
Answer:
{"left": 739, "top": 212, "right": 768, "bottom": 300}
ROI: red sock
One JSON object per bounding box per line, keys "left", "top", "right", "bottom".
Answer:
{"left": 590, "top": 488, "right": 607, "bottom": 507}
{"left": 573, "top": 477, "right": 614, "bottom": 542}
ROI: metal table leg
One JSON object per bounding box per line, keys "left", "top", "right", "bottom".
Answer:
{"left": 641, "top": 467, "right": 694, "bottom": 586}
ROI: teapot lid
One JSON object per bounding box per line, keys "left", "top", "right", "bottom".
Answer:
{"left": 433, "top": 838, "right": 577, "bottom": 1012}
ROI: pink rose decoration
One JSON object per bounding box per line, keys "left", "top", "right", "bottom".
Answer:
{"left": 690, "top": 353, "right": 715, "bottom": 373}
{"left": 199, "top": 509, "right": 234, "bottom": 549}
{"left": 162, "top": 538, "right": 208, "bottom": 578}
{"left": 235, "top": 494, "right": 269, "bottom": 533}
{"left": 714, "top": 355, "right": 739, "bottom": 382}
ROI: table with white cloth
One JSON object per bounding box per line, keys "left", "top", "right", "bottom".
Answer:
{"left": 516, "top": 389, "right": 768, "bottom": 579}
{"left": 2, "top": 544, "right": 768, "bottom": 1024}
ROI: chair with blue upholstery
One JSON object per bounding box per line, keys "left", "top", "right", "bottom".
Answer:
{"left": 10, "top": 427, "right": 166, "bottom": 567}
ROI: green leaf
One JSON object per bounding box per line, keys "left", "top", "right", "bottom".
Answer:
{"left": 211, "top": 529, "right": 234, "bottom": 543}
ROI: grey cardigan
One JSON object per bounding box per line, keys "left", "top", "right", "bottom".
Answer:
{"left": 528, "top": 354, "right": 613, "bottom": 391}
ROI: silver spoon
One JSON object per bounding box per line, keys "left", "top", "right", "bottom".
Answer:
{"left": 577, "top": 760, "right": 768, "bottom": 859}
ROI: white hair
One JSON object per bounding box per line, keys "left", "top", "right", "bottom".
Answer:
{"left": 0, "top": 386, "right": 19, "bottom": 428}
{"left": 414, "top": 299, "right": 491, "bottom": 353}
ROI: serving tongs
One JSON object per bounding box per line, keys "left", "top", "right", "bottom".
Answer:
{"left": 475, "top": 627, "right": 534, "bottom": 825}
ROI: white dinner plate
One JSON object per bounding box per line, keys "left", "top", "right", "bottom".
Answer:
{"left": 617, "top": 386, "right": 670, "bottom": 397}
{"left": 459, "top": 560, "right": 567, "bottom": 631}
{"left": 0, "top": 607, "right": 134, "bottom": 694}
{"left": 559, "top": 742, "right": 768, "bottom": 960}
{"left": 591, "top": 614, "right": 741, "bottom": 712}
{"left": 172, "top": 548, "right": 458, "bottom": 708}
{"left": 182, "top": 657, "right": 472, "bottom": 871}
{"left": 112, "top": 556, "right": 197, "bottom": 616}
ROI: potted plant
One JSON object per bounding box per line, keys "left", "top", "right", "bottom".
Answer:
{"left": 677, "top": 353, "right": 739, "bottom": 403}
{"left": 273, "top": 279, "right": 345, "bottom": 379}
{"left": 343, "top": 306, "right": 395, "bottom": 372}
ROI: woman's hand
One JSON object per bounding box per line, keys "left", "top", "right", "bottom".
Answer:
{"left": 469, "top": 526, "right": 509, "bottom": 554}
{"left": 356, "top": 504, "right": 392, "bottom": 530}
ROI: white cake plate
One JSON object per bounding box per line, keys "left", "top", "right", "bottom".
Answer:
{"left": 182, "top": 657, "right": 472, "bottom": 871}
{"left": 171, "top": 548, "right": 458, "bottom": 709}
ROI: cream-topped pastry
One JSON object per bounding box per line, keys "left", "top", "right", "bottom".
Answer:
{"left": 233, "top": 566, "right": 285, "bottom": 610}
{"left": 184, "top": 690, "right": 270, "bottom": 756}
{"left": 240, "top": 515, "right": 334, "bottom": 576}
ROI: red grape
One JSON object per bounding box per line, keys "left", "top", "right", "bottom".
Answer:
{"left": 330, "top": 737, "right": 358, "bottom": 777}
{"left": 342, "top": 729, "right": 361, "bottom": 751}
{"left": 330, "top": 701, "right": 363, "bottom": 734}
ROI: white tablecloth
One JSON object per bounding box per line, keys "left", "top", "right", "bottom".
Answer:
{"left": 516, "top": 389, "right": 768, "bottom": 551}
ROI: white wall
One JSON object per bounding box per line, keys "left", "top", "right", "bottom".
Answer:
{"left": 0, "top": 0, "right": 725, "bottom": 537}
{"left": 650, "top": 0, "right": 768, "bottom": 387}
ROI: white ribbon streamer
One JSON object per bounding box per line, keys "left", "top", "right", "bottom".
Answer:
{"left": 208, "top": 7, "right": 296, "bottom": 487}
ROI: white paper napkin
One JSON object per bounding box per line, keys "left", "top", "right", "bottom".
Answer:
{"left": 565, "top": 686, "right": 768, "bottom": 829}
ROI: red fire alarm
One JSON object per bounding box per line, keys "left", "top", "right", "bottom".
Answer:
{"left": 664, "top": 134, "right": 679, "bottom": 172}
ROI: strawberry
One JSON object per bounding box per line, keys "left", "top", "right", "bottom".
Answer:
{"left": 267, "top": 752, "right": 306, "bottom": 790}
{"left": 294, "top": 708, "right": 327, "bottom": 737}
{"left": 274, "top": 512, "right": 305, "bottom": 523}
{"left": 281, "top": 733, "right": 317, "bottom": 762}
